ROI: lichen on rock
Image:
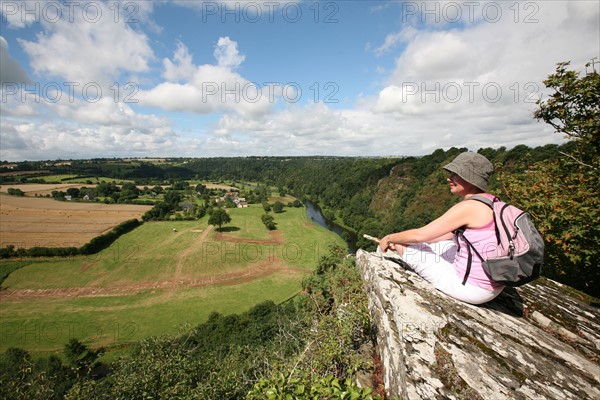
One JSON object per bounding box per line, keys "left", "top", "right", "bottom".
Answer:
{"left": 356, "top": 249, "right": 600, "bottom": 400}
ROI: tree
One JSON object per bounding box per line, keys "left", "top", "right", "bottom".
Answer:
{"left": 195, "top": 183, "right": 207, "bottom": 194}
{"left": 7, "top": 188, "right": 24, "bottom": 196}
{"left": 163, "top": 190, "right": 181, "bottom": 207}
{"left": 0, "top": 347, "right": 75, "bottom": 399}
{"left": 152, "top": 185, "right": 164, "bottom": 194}
{"left": 209, "top": 209, "right": 231, "bottom": 231}
{"left": 170, "top": 181, "right": 189, "bottom": 190}
{"left": 66, "top": 187, "right": 80, "bottom": 198}
{"left": 499, "top": 61, "right": 599, "bottom": 297}
{"left": 224, "top": 197, "right": 236, "bottom": 208}
{"left": 51, "top": 190, "right": 65, "bottom": 200}
{"left": 95, "top": 182, "right": 118, "bottom": 197}
{"left": 120, "top": 182, "right": 140, "bottom": 200}
{"left": 534, "top": 60, "right": 600, "bottom": 165}
{"left": 142, "top": 202, "right": 171, "bottom": 221}
{"left": 261, "top": 214, "right": 276, "bottom": 230}
{"left": 273, "top": 201, "right": 284, "bottom": 213}
{"left": 64, "top": 338, "right": 100, "bottom": 374}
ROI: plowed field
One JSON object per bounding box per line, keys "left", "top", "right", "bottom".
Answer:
{"left": 0, "top": 195, "right": 151, "bottom": 248}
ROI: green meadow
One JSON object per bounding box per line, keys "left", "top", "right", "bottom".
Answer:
{"left": 35, "top": 175, "right": 134, "bottom": 184}
{"left": 0, "top": 205, "right": 345, "bottom": 356}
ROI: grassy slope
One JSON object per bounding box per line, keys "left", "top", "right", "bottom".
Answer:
{"left": 0, "top": 276, "right": 300, "bottom": 354}
{"left": 0, "top": 205, "right": 345, "bottom": 355}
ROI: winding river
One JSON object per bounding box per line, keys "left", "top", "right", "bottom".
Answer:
{"left": 304, "top": 200, "right": 358, "bottom": 253}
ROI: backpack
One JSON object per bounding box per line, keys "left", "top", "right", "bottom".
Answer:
{"left": 454, "top": 195, "right": 544, "bottom": 287}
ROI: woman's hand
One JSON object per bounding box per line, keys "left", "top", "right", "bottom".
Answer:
{"left": 379, "top": 235, "right": 392, "bottom": 252}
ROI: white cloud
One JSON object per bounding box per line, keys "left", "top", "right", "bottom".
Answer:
{"left": 207, "top": 103, "right": 360, "bottom": 155}
{"left": 17, "top": 1, "right": 154, "bottom": 86}
{"left": 0, "top": 120, "right": 35, "bottom": 152}
{"left": 390, "top": 30, "right": 481, "bottom": 82}
{"left": 214, "top": 37, "right": 245, "bottom": 69}
{"left": 373, "top": 27, "right": 417, "bottom": 57}
{"left": 0, "top": 0, "right": 38, "bottom": 28}
{"left": 0, "top": 84, "right": 181, "bottom": 161}
{"left": 387, "top": 2, "right": 596, "bottom": 84}
{"left": 198, "top": 98, "right": 559, "bottom": 157}
{"left": 1, "top": 109, "right": 180, "bottom": 161}
{"left": 365, "top": 0, "right": 597, "bottom": 155}
{"left": 163, "top": 41, "right": 196, "bottom": 82}
{"left": 140, "top": 39, "right": 272, "bottom": 117}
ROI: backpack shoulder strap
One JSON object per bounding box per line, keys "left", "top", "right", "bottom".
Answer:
{"left": 454, "top": 229, "right": 485, "bottom": 285}
{"left": 465, "top": 194, "right": 502, "bottom": 244}
{"left": 455, "top": 194, "right": 498, "bottom": 285}
{"left": 468, "top": 194, "right": 495, "bottom": 209}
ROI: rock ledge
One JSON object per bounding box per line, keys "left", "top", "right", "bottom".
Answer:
{"left": 356, "top": 249, "right": 600, "bottom": 400}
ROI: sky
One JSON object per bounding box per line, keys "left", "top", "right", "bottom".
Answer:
{"left": 0, "top": 0, "right": 598, "bottom": 161}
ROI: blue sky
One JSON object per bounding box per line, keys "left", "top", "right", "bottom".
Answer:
{"left": 1, "top": 1, "right": 598, "bottom": 160}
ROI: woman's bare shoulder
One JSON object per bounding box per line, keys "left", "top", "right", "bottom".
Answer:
{"left": 459, "top": 197, "right": 494, "bottom": 227}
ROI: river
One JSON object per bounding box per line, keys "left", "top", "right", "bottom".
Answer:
{"left": 304, "top": 200, "right": 358, "bottom": 253}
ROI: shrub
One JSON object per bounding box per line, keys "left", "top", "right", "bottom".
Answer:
{"left": 7, "top": 188, "right": 25, "bottom": 196}
{"left": 273, "top": 201, "right": 285, "bottom": 213}
{"left": 80, "top": 219, "right": 140, "bottom": 255}
{"left": 262, "top": 214, "right": 277, "bottom": 230}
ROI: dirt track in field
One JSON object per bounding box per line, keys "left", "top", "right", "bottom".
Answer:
{"left": 0, "top": 258, "right": 303, "bottom": 301}
{"left": 0, "top": 257, "right": 303, "bottom": 301}
{"left": 215, "top": 229, "right": 284, "bottom": 244}
{"left": 0, "top": 226, "right": 303, "bottom": 302}
{"left": 167, "top": 225, "right": 214, "bottom": 297}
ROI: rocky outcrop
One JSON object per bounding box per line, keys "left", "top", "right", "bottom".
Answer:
{"left": 356, "top": 250, "right": 600, "bottom": 400}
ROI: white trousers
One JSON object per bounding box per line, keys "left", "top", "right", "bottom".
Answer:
{"left": 380, "top": 240, "right": 503, "bottom": 305}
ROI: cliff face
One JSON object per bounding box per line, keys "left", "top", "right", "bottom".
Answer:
{"left": 356, "top": 250, "right": 600, "bottom": 400}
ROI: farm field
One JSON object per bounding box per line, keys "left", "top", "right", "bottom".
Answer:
{"left": 0, "top": 205, "right": 345, "bottom": 355}
{"left": 0, "top": 194, "right": 151, "bottom": 248}
{"left": 0, "top": 183, "right": 96, "bottom": 197}
{"left": 0, "top": 182, "right": 240, "bottom": 193}
{"left": 43, "top": 175, "right": 135, "bottom": 184}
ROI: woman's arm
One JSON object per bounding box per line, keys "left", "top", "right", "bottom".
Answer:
{"left": 379, "top": 201, "right": 477, "bottom": 251}
{"left": 428, "top": 232, "right": 454, "bottom": 243}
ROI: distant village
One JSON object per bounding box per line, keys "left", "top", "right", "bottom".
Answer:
{"left": 215, "top": 191, "right": 249, "bottom": 208}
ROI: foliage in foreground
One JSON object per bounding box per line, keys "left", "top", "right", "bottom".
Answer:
{"left": 249, "top": 373, "right": 380, "bottom": 400}
{"left": 1, "top": 246, "right": 381, "bottom": 399}
{"left": 499, "top": 158, "right": 599, "bottom": 297}
{"left": 499, "top": 61, "right": 599, "bottom": 297}
{"left": 248, "top": 245, "right": 381, "bottom": 399}
{"left": 0, "top": 339, "right": 99, "bottom": 400}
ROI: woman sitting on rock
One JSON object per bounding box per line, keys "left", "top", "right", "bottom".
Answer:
{"left": 378, "top": 152, "right": 505, "bottom": 305}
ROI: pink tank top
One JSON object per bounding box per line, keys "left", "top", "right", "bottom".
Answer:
{"left": 453, "top": 193, "right": 504, "bottom": 291}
